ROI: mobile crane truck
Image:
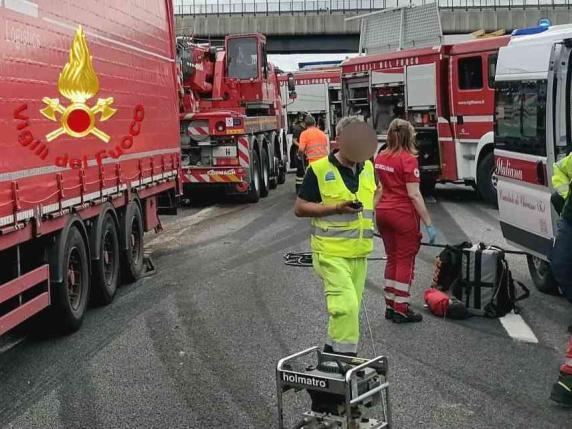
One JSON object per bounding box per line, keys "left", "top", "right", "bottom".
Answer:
{"left": 178, "top": 34, "right": 295, "bottom": 202}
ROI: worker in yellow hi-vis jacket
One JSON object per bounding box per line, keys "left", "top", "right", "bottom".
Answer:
{"left": 294, "top": 117, "right": 377, "bottom": 356}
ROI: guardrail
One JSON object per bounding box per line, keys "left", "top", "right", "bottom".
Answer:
{"left": 174, "top": 0, "right": 572, "bottom": 16}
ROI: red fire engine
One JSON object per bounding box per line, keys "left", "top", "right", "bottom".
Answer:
{"left": 341, "top": 36, "right": 510, "bottom": 203}
{"left": 178, "top": 34, "right": 294, "bottom": 202}
{"left": 279, "top": 69, "right": 342, "bottom": 169}
{"left": 0, "top": 1, "right": 180, "bottom": 335}
{"left": 280, "top": 69, "right": 342, "bottom": 139}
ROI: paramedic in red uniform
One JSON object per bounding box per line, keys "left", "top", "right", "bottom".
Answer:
{"left": 374, "top": 119, "right": 437, "bottom": 323}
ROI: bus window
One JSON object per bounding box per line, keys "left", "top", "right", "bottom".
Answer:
{"left": 488, "top": 54, "right": 498, "bottom": 89}
{"left": 458, "top": 56, "right": 483, "bottom": 90}
{"left": 495, "top": 80, "right": 547, "bottom": 156}
{"left": 227, "top": 37, "right": 258, "bottom": 80}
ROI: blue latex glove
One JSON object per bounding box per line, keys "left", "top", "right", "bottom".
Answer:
{"left": 425, "top": 225, "right": 438, "bottom": 245}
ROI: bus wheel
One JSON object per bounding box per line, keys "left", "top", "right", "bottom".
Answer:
{"left": 527, "top": 255, "right": 560, "bottom": 295}
{"left": 121, "top": 201, "right": 144, "bottom": 282}
{"left": 91, "top": 213, "right": 120, "bottom": 305}
{"left": 477, "top": 152, "right": 498, "bottom": 207}
{"left": 51, "top": 226, "right": 90, "bottom": 333}
{"left": 246, "top": 151, "right": 261, "bottom": 203}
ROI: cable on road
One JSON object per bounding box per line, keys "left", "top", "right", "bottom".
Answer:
{"left": 283, "top": 252, "right": 386, "bottom": 267}
{"left": 418, "top": 241, "right": 530, "bottom": 256}
{"left": 372, "top": 232, "right": 530, "bottom": 256}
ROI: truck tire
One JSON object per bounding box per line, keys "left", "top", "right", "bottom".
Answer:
{"left": 246, "top": 151, "right": 261, "bottom": 203}
{"left": 51, "top": 226, "right": 90, "bottom": 333}
{"left": 260, "top": 148, "right": 270, "bottom": 198}
{"left": 269, "top": 156, "right": 278, "bottom": 190}
{"left": 121, "top": 201, "right": 144, "bottom": 282}
{"left": 91, "top": 213, "right": 120, "bottom": 305}
{"left": 477, "top": 152, "right": 498, "bottom": 207}
{"left": 527, "top": 255, "right": 560, "bottom": 295}
{"left": 277, "top": 160, "right": 287, "bottom": 185}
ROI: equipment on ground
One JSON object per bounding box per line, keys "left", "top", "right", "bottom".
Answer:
{"left": 283, "top": 253, "right": 386, "bottom": 268}
{"left": 428, "top": 242, "right": 529, "bottom": 318}
{"left": 277, "top": 347, "right": 392, "bottom": 429}
{"left": 177, "top": 34, "right": 293, "bottom": 202}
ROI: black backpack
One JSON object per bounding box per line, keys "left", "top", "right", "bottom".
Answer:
{"left": 431, "top": 242, "right": 471, "bottom": 292}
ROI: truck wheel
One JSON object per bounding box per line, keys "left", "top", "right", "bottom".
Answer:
{"left": 477, "top": 152, "right": 498, "bottom": 207}
{"left": 277, "top": 160, "right": 287, "bottom": 185}
{"left": 91, "top": 213, "right": 120, "bottom": 305}
{"left": 260, "top": 149, "right": 270, "bottom": 198}
{"left": 121, "top": 201, "right": 144, "bottom": 282}
{"left": 269, "top": 160, "right": 279, "bottom": 190}
{"left": 527, "top": 255, "right": 560, "bottom": 295}
{"left": 246, "top": 151, "right": 261, "bottom": 203}
{"left": 51, "top": 226, "right": 90, "bottom": 333}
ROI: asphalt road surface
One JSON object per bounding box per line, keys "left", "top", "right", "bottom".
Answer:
{"left": 1, "top": 177, "right": 571, "bottom": 429}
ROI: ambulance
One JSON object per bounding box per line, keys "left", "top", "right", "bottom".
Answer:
{"left": 495, "top": 24, "right": 572, "bottom": 293}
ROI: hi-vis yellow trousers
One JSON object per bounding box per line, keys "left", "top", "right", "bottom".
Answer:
{"left": 312, "top": 253, "right": 367, "bottom": 354}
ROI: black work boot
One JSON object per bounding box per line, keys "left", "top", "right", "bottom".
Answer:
{"left": 550, "top": 372, "right": 572, "bottom": 407}
{"left": 392, "top": 309, "right": 423, "bottom": 323}
{"left": 384, "top": 308, "right": 395, "bottom": 320}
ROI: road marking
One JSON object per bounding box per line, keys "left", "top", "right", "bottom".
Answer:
{"left": 499, "top": 312, "right": 539, "bottom": 343}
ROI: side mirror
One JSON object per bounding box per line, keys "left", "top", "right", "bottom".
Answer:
{"left": 289, "top": 90, "right": 297, "bottom": 101}
{"left": 287, "top": 73, "right": 296, "bottom": 92}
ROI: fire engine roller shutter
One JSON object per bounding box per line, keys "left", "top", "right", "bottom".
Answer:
{"left": 371, "top": 70, "right": 405, "bottom": 86}
{"left": 406, "top": 64, "right": 437, "bottom": 108}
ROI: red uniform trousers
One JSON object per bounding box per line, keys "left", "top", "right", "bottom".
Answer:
{"left": 376, "top": 206, "right": 421, "bottom": 314}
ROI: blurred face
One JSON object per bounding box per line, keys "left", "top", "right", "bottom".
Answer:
{"left": 337, "top": 122, "right": 377, "bottom": 163}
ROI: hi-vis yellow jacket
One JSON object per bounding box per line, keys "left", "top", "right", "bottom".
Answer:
{"left": 553, "top": 152, "right": 572, "bottom": 198}
{"left": 310, "top": 157, "right": 376, "bottom": 258}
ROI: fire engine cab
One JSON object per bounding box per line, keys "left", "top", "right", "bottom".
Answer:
{"left": 495, "top": 24, "right": 572, "bottom": 293}
{"left": 341, "top": 36, "right": 509, "bottom": 202}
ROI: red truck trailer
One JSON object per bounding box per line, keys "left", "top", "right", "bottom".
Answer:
{"left": 0, "top": 0, "right": 180, "bottom": 335}
{"left": 178, "top": 34, "right": 294, "bottom": 202}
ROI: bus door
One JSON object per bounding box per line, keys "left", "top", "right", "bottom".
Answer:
{"left": 495, "top": 51, "right": 558, "bottom": 259}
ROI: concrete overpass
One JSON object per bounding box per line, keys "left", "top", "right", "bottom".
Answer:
{"left": 175, "top": 2, "right": 572, "bottom": 53}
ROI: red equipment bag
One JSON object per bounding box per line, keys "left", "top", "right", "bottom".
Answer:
{"left": 424, "top": 289, "right": 450, "bottom": 317}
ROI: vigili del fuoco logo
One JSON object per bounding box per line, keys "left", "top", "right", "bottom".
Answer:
{"left": 13, "top": 25, "right": 145, "bottom": 169}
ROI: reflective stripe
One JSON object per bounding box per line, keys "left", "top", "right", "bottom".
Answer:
{"left": 328, "top": 340, "right": 358, "bottom": 354}
{"left": 362, "top": 230, "right": 374, "bottom": 239}
{"left": 393, "top": 281, "right": 410, "bottom": 293}
{"left": 312, "top": 227, "right": 374, "bottom": 239}
{"left": 394, "top": 295, "right": 410, "bottom": 304}
{"left": 312, "top": 227, "right": 360, "bottom": 238}
{"left": 321, "top": 213, "right": 360, "bottom": 222}
{"left": 556, "top": 184, "right": 569, "bottom": 195}
{"left": 558, "top": 381, "right": 572, "bottom": 393}
{"left": 318, "top": 210, "right": 374, "bottom": 224}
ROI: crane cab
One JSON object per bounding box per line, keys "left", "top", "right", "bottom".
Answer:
{"left": 225, "top": 33, "right": 275, "bottom": 114}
